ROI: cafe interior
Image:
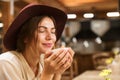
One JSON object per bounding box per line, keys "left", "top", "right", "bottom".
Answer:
{"left": 0, "top": 0, "right": 120, "bottom": 80}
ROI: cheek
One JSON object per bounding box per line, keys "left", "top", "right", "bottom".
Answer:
{"left": 38, "top": 33, "right": 46, "bottom": 39}
{"left": 37, "top": 35, "right": 45, "bottom": 44}
{"left": 37, "top": 34, "right": 56, "bottom": 43}
{"left": 53, "top": 35, "right": 57, "bottom": 42}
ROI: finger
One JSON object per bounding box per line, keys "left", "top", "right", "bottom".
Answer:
{"left": 45, "top": 51, "right": 52, "bottom": 58}
{"left": 68, "top": 47, "right": 75, "bottom": 57}
{"left": 54, "top": 49, "right": 68, "bottom": 63}
{"left": 46, "top": 48, "right": 64, "bottom": 61}
{"left": 55, "top": 51, "right": 68, "bottom": 68}
{"left": 61, "top": 59, "right": 71, "bottom": 70}
{"left": 67, "top": 53, "right": 73, "bottom": 63}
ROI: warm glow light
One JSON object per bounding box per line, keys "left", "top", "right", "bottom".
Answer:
{"left": 67, "top": 14, "right": 77, "bottom": 19}
{"left": 106, "top": 12, "right": 120, "bottom": 17}
{"left": 10, "top": 0, "right": 14, "bottom": 15}
{"left": 95, "top": 37, "right": 102, "bottom": 44}
{"left": 0, "top": 0, "right": 10, "bottom": 1}
{"left": 83, "top": 40, "right": 89, "bottom": 48}
{"left": 1, "top": 0, "right": 18, "bottom": 2}
{"left": 0, "top": 13, "right": 2, "bottom": 17}
{"left": 0, "top": 23, "right": 3, "bottom": 28}
{"left": 83, "top": 13, "right": 94, "bottom": 18}
{"left": 59, "top": 0, "right": 103, "bottom": 7}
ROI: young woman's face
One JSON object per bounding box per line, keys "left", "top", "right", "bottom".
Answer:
{"left": 36, "top": 17, "right": 56, "bottom": 53}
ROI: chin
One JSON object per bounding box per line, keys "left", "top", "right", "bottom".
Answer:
{"left": 41, "top": 48, "right": 53, "bottom": 53}
{"left": 40, "top": 44, "right": 54, "bottom": 52}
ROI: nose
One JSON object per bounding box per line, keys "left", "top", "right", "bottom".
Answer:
{"left": 46, "top": 31, "right": 52, "bottom": 40}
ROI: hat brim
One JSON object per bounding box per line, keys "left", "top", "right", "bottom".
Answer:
{"left": 3, "top": 4, "right": 67, "bottom": 50}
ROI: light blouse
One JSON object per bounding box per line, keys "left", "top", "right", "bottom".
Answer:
{"left": 0, "top": 51, "right": 43, "bottom": 80}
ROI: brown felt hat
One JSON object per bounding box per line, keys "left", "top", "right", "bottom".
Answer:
{"left": 3, "top": 4, "right": 67, "bottom": 50}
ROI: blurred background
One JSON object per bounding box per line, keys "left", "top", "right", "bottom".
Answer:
{"left": 0, "top": 0, "right": 120, "bottom": 80}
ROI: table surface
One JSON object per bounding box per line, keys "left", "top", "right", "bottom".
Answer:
{"left": 73, "top": 70, "right": 120, "bottom": 80}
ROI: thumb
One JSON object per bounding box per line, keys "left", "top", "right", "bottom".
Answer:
{"left": 45, "top": 51, "right": 53, "bottom": 58}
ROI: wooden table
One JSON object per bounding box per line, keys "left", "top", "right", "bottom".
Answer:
{"left": 73, "top": 70, "right": 120, "bottom": 80}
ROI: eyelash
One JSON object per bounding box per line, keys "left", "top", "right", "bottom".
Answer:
{"left": 39, "top": 31, "right": 44, "bottom": 33}
{"left": 39, "top": 30, "right": 56, "bottom": 34}
{"left": 51, "top": 31, "right": 56, "bottom": 34}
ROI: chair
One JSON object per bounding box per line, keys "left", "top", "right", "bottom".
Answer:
{"left": 62, "top": 58, "right": 78, "bottom": 80}
{"left": 92, "top": 52, "right": 112, "bottom": 70}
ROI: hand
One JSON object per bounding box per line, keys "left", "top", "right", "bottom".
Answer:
{"left": 43, "top": 48, "right": 75, "bottom": 75}
{"left": 55, "top": 47, "right": 75, "bottom": 74}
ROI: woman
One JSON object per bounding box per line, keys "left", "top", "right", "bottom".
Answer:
{"left": 0, "top": 4, "right": 74, "bottom": 80}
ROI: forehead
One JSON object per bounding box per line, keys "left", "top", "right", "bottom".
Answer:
{"left": 38, "top": 17, "right": 55, "bottom": 27}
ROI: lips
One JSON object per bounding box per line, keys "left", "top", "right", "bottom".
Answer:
{"left": 42, "top": 43, "right": 53, "bottom": 48}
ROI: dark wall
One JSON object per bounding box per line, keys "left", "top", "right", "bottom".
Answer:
{"left": 101, "top": 19, "right": 120, "bottom": 41}
{"left": 75, "top": 19, "right": 120, "bottom": 41}
{"left": 75, "top": 20, "right": 97, "bottom": 39}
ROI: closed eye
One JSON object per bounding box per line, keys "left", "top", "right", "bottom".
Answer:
{"left": 39, "top": 28, "right": 45, "bottom": 33}
{"left": 38, "top": 26, "right": 56, "bottom": 34}
{"left": 51, "top": 29, "right": 56, "bottom": 34}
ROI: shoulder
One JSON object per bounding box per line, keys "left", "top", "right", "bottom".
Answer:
{"left": 0, "top": 51, "right": 22, "bottom": 72}
{"left": 0, "top": 51, "right": 19, "bottom": 61}
{"left": 0, "top": 51, "right": 23, "bottom": 79}
{"left": 0, "top": 51, "right": 21, "bottom": 67}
